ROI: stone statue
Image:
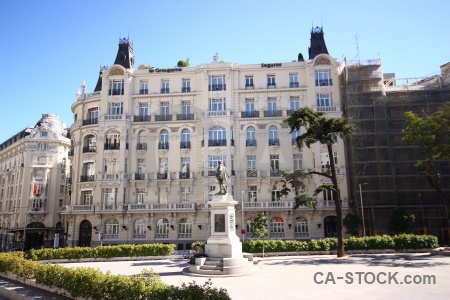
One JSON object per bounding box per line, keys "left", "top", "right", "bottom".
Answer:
{"left": 216, "top": 161, "right": 230, "bottom": 195}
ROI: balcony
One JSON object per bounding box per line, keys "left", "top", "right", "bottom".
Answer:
{"left": 82, "top": 118, "right": 98, "bottom": 126}
{"left": 241, "top": 111, "right": 259, "bottom": 118}
{"left": 96, "top": 205, "right": 125, "bottom": 212}
{"left": 158, "top": 142, "right": 169, "bottom": 150}
{"left": 295, "top": 232, "right": 310, "bottom": 238}
{"left": 208, "top": 139, "right": 227, "bottom": 147}
{"left": 134, "top": 173, "right": 147, "bottom": 180}
{"left": 133, "top": 233, "right": 146, "bottom": 239}
{"left": 155, "top": 114, "right": 171, "bottom": 121}
{"left": 316, "top": 79, "right": 333, "bottom": 86}
{"left": 139, "top": 89, "right": 148, "bottom": 95}
{"left": 80, "top": 175, "right": 95, "bottom": 182}
{"left": 246, "top": 139, "right": 257, "bottom": 147}
{"left": 264, "top": 110, "right": 282, "bottom": 117}
{"left": 178, "top": 172, "right": 191, "bottom": 179}
{"left": 290, "top": 82, "right": 299, "bottom": 88}
{"left": 243, "top": 200, "right": 308, "bottom": 211}
{"left": 209, "top": 84, "right": 226, "bottom": 91}
{"left": 313, "top": 105, "right": 341, "bottom": 113}
{"left": 270, "top": 169, "right": 281, "bottom": 177}
{"left": 157, "top": 172, "right": 168, "bottom": 179}
{"left": 110, "top": 89, "right": 124, "bottom": 95}
{"left": 268, "top": 139, "right": 280, "bottom": 146}
{"left": 206, "top": 110, "right": 229, "bottom": 117}
{"left": 247, "top": 169, "right": 257, "bottom": 177}
{"left": 180, "top": 141, "right": 191, "bottom": 149}
{"left": 102, "top": 174, "right": 119, "bottom": 180}
{"left": 103, "top": 234, "right": 118, "bottom": 240}
{"left": 27, "top": 207, "right": 47, "bottom": 214}
{"left": 134, "top": 115, "right": 151, "bottom": 122}
{"left": 287, "top": 109, "right": 296, "bottom": 116}
{"left": 104, "top": 143, "right": 120, "bottom": 150}
{"left": 126, "top": 203, "right": 195, "bottom": 212}
{"left": 182, "top": 87, "right": 191, "bottom": 93}
{"left": 178, "top": 233, "right": 192, "bottom": 239}
{"left": 136, "top": 143, "right": 147, "bottom": 150}
{"left": 176, "top": 113, "right": 194, "bottom": 120}
{"left": 267, "top": 83, "right": 276, "bottom": 89}
{"left": 245, "top": 84, "right": 254, "bottom": 90}
{"left": 83, "top": 146, "right": 97, "bottom": 153}
{"left": 161, "top": 88, "right": 170, "bottom": 94}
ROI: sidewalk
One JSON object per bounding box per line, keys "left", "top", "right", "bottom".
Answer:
{"left": 58, "top": 253, "right": 450, "bottom": 300}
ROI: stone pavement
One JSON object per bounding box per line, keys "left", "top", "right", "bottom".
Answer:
{"left": 57, "top": 253, "right": 450, "bottom": 300}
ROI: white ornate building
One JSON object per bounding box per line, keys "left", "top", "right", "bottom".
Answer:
{"left": 0, "top": 114, "right": 70, "bottom": 251}
{"left": 63, "top": 28, "right": 349, "bottom": 250}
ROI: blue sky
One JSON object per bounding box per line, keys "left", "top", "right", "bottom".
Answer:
{"left": 0, "top": 0, "right": 449, "bottom": 143}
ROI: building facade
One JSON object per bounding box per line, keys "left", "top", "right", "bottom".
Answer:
{"left": 63, "top": 30, "right": 349, "bottom": 250}
{"left": 0, "top": 114, "right": 71, "bottom": 251}
{"left": 343, "top": 60, "right": 450, "bottom": 242}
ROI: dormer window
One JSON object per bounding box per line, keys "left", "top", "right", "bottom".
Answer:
{"left": 41, "top": 132, "right": 48, "bottom": 137}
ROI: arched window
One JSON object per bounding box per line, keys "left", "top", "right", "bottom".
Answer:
{"left": 181, "top": 129, "right": 191, "bottom": 149}
{"left": 178, "top": 218, "right": 192, "bottom": 239}
{"left": 84, "top": 134, "right": 97, "bottom": 152}
{"left": 104, "top": 219, "right": 119, "bottom": 236}
{"left": 159, "top": 129, "right": 169, "bottom": 149}
{"left": 209, "top": 126, "right": 226, "bottom": 146}
{"left": 269, "top": 126, "right": 279, "bottom": 146}
{"left": 270, "top": 216, "right": 285, "bottom": 238}
{"left": 133, "top": 218, "right": 146, "bottom": 239}
{"left": 246, "top": 127, "right": 256, "bottom": 147}
{"left": 156, "top": 218, "right": 169, "bottom": 238}
{"left": 294, "top": 217, "right": 309, "bottom": 238}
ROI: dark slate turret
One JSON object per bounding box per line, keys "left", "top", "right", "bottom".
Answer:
{"left": 308, "top": 26, "right": 329, "bottom": 60}
{"left": 114, "top": 37, "right": 135, "bottom": 69}
{"left": 94, "top": 66, "right": 108, "bottom": 92}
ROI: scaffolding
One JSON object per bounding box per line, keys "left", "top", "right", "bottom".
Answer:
{"left": 343, "top": 59, "right": 450, "bottom": 242}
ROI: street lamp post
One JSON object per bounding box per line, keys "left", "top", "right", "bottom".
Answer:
{"left": 241, "top": 191, "right": 245, "bottom": 243}
{"left": 359, "top": 183, "right": 368, "bottom": 236}
{"left": 14, "top": 206, "right": 28, "bottom": 251}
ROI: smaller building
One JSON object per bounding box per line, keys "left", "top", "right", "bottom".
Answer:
{"left": 0, "top": 114, "right": 71, "bottom": 251}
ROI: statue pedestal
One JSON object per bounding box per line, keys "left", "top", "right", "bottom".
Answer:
{"left": 205, "top": 193, "right": 242, "bottom": 258}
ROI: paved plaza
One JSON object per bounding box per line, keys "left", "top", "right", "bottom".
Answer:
{"left": 56, "top": 253, "right": 449, "bottom": 300}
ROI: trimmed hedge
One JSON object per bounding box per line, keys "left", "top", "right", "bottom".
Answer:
{"left": 0, "top": 252, "right": 230, "bottom": 300}
{"left": 236, "top": 234, "right": 438, "bottom": 253}
{"left": 28, "top": 243, "right": 175, "bottom": 261}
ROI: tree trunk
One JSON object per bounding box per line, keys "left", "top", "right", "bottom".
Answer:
{"left": 328, "top": 144, "right": 345, "bottom": 257}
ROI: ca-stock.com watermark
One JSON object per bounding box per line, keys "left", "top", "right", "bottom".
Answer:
{"left": 314, "top": 272, "right": 436, "bottom": 285}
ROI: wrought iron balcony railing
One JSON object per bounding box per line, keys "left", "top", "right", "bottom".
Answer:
{"left": 134, "top": 115, "right": 151, "bottom": 122}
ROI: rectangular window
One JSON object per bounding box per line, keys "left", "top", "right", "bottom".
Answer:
{"left": 270, "top": 155, "right": 279, "bottom": 171}
{"left": 293, "top": 154, "right": 303, "bottom": 170}
{"left": 182, "top": 101, "right": 191, "bottom": 115}
{"left": 208, "top": 156, "right": 226, "bottom": 173}
{"left": 290, "top": 97, "right": 300, "bottom": 111}
{"left": 88, "top": 108, "right": 98, "bottom": 123}
{"left": 161, "top": 80, "right": 169, "bottom": 93}
{"left": 289, "top": 74, "right": 299, "bottom": 88}
{"left": 182, "top": 79, "right": 191, "bottom": 93}
{"left": 267, "top": 75, "right": 276, "bottom": 87}
{"left": 181, "top": 187, "right": 190, "bottom": 203}
{"left": 41, "top": 131, "right": 48, "bottom": 137}
{"left": 333, "top": 151, "right": 338, "bottom": 165}
{"left": 140, "top": 81, "right": 148, "bottom": 94}
{"left": 102, "top": 188, "right": 117, "bottom": 205}
{"left": 209, "top": 75, "right": 225, "bottom": 91}
{"left": 181, "top": 157, "right": 190, "bottom": 174}
{"left": 316, "top": 94, "right": 333, "bottom": 107}
{"left": 268, "top": 98, "right": 277, "bottom": 113}
{"left": 137, "top": 158, "right": 146, "bottom": 174}
{"left": 109, "top": 80, "right": 124, "bottom": 95}
{"left": 139, "top": 103, "right": 148, "bottom": 116}
{"left": 271, "top": 188, "right": 281, "bottom": 201}
{"left": 159, "top": 158, "right": 168, "bottom": 174}
{"left": 161, "top": 102, "right": 170, "bottom": 116}
{"left": 249, "top": 186, "right": 257, "bottom": 202}
{"left": 323, "top": 190, "right": 334, "bottom": 201}
{"left": 136, "top": 189, "right": 145, "bottom": 204}
{"left": 37, "top": 143, "right": 48, "bottom": 150}
{"left": 81, "top": 191, "right": 93, "bottom": 205}
{"left": 245, "top": 99, "right": 255, "bottom": 113}
{"left": 104, "top": 159, "right": 118, "bottom": 175}
{"left": 245, "top": 76, "right": 254, "bottom": 88}
{"left": 109, "top": 103, "right": 123, "bottom": 115}
{"left": 209, "top": 98, "right": 226, "bottom": 111}
{"left": 59, "top": 185, "right": 65, "bottom": 194}
{"left": 315, "top": 69, "right": 332, "bottom": 86}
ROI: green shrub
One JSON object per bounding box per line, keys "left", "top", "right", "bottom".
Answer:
{"left": 344, "top": 236, "right": 367, "bottom": 250}
{"left": 284, "top": 240, "right": 308, "bottom": 251}
{"left": 307, "top": 240, "right": 322, "bottom": 251}
{"left": 324, "top": 238, "right": 338, "bottom": 250}
{"left": 364, "top": 235, "right": 395, "bottom": 250}
{"left": 393, "top": 234, "right": 438, "bottom": 249}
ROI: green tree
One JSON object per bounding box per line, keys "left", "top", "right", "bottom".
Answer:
{"left": 177, "top": 58, "right": 190, "bottom": 67}
{"left": 388, "top": 209, "right": 415, "bottom": 234}
{"left": 403, "top": 104, "right": 450, "bottom": 209}
{"left": 251, "top": 212, "right": 268, "bottom": 257}
{"left": 343, "top": 213, "right": 362, "bottom": 236}
{"left": 277, "top": 169, "right": 316, "bottom": 209}
{"left": 284, "top": 107, "right": 357, "bottom": 257}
